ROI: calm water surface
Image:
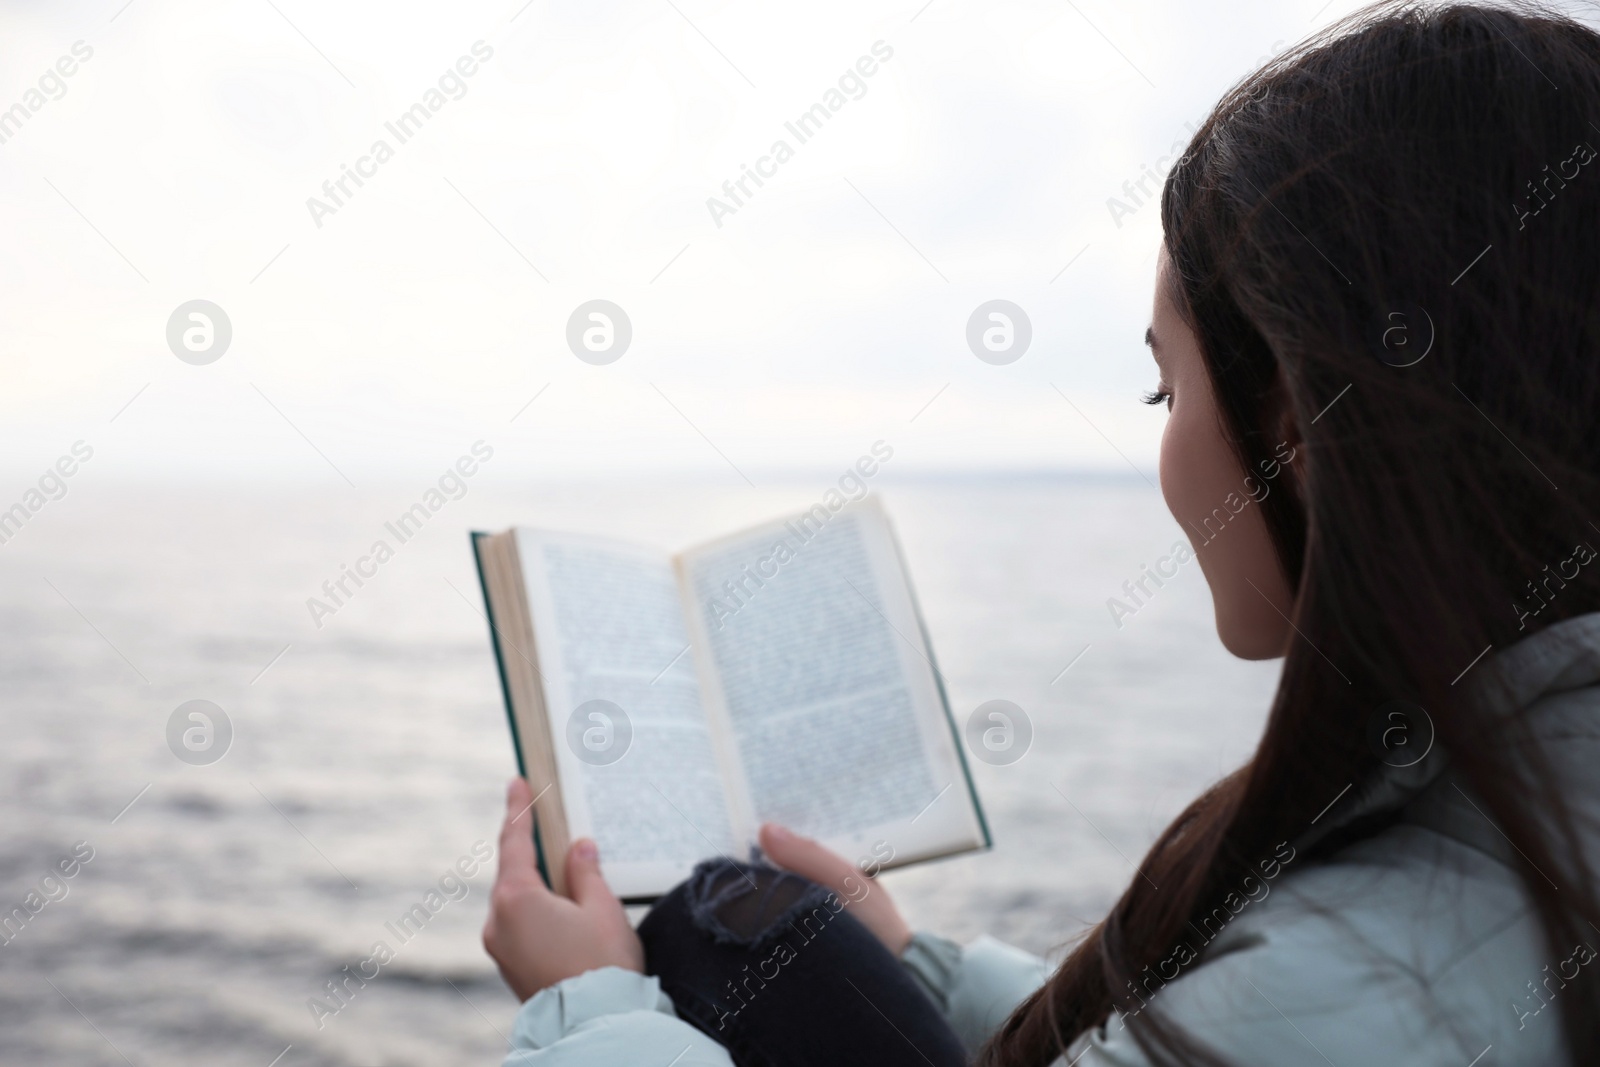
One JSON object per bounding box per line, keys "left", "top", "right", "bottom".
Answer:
{"left": 0, "top": 476, "right": 1277, "bottom": 1065}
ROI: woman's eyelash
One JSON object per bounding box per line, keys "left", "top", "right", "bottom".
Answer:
{"left": 1141, "top": 388, "right": 1172, "bottom": 406}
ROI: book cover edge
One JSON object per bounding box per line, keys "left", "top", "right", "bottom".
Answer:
{"left": 470, "top": 530, "right": 554, "bottom": 891}
{"left": 881, "top": 508, "right": 994, "bottom": 852}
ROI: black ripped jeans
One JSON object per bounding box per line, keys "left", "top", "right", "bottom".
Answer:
{"left": 638, "top": 859, "right": 969, "bottom": 1067}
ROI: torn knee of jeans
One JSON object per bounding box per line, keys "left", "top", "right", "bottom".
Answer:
{"left": 684, "top": 858, "right": 835, "bottom": 949}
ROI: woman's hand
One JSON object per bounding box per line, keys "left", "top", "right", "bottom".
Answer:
{"left": 483, "top": 777, "right": 643, "bottom": 1000}
{"left": 758, "top": 823, "right": 914, "bottom": 957}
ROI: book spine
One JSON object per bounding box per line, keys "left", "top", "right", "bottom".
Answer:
{"left": 470, "top": 531, "right": 554, "bottom": 890}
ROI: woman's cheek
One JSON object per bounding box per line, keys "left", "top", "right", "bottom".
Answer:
{"left": 1159, "top": 405, "right": 1209, "bottom": 530}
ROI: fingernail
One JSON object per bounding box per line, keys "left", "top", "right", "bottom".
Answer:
{"left": 507, "top": 778, "right": 520, "bottom": 798}
{"left": 574, "top": 839, "right": 598, "bottom": 861}
{"left": 764, "top": 824, "right": 792, "bottom": 842}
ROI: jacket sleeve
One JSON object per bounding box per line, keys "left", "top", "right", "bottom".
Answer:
{"left": 501, "top": 966, "right": 733, "bottom": 1067}
{"left": 900, "top": 930, "right": 1051, "bottom": 1055}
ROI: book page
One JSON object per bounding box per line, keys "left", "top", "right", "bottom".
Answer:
{"left": 516, "top": 530, "right": 738, "bottom": 900}
{"left": 677, "top": 499, "right": 985, "bottom": 868}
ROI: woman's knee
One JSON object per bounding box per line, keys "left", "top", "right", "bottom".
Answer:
{"left": 643, "top": 858, "right": 834, "bottom": 952}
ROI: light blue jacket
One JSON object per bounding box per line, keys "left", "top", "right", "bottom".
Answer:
{"left": 501, "top": 612, "right": 1600, "bottom": 1066}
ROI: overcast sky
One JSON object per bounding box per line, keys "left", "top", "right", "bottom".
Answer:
{"left": 0, "top": 0, "right": 1511, "bottom": 485}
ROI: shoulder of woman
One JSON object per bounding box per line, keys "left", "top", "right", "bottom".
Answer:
{"left": 1064, "top": 825, "right": 1564, "bottom": 1067}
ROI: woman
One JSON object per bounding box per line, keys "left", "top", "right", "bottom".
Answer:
{"left": 481, "top": 3, "right": 1600, "bottom": 1064}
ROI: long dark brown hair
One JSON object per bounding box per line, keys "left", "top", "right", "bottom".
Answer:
{"left": 983, "top": 4, "right": 1600, "bottom": 1064}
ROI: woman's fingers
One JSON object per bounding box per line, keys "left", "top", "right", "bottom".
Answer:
{"left": 484, "top": 784, "right": 644, "bottom": 999}
{"left": 564, "top": 837, "right": 617, "bottom": 909}
{"left": 759, "top": 823, "right": 913, "bottom": 956}
{"left": 563, "top": 836, "right": 645, "bottom": 972}
{"left": 759, "top": 823, "right": 858, "bottom": 892}
{"left": 496, "top": 777, "right": 544, "bottom": 890}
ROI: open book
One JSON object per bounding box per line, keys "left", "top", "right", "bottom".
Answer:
{"left": 471, "top": 497, "right": 989, "bottom": 903}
